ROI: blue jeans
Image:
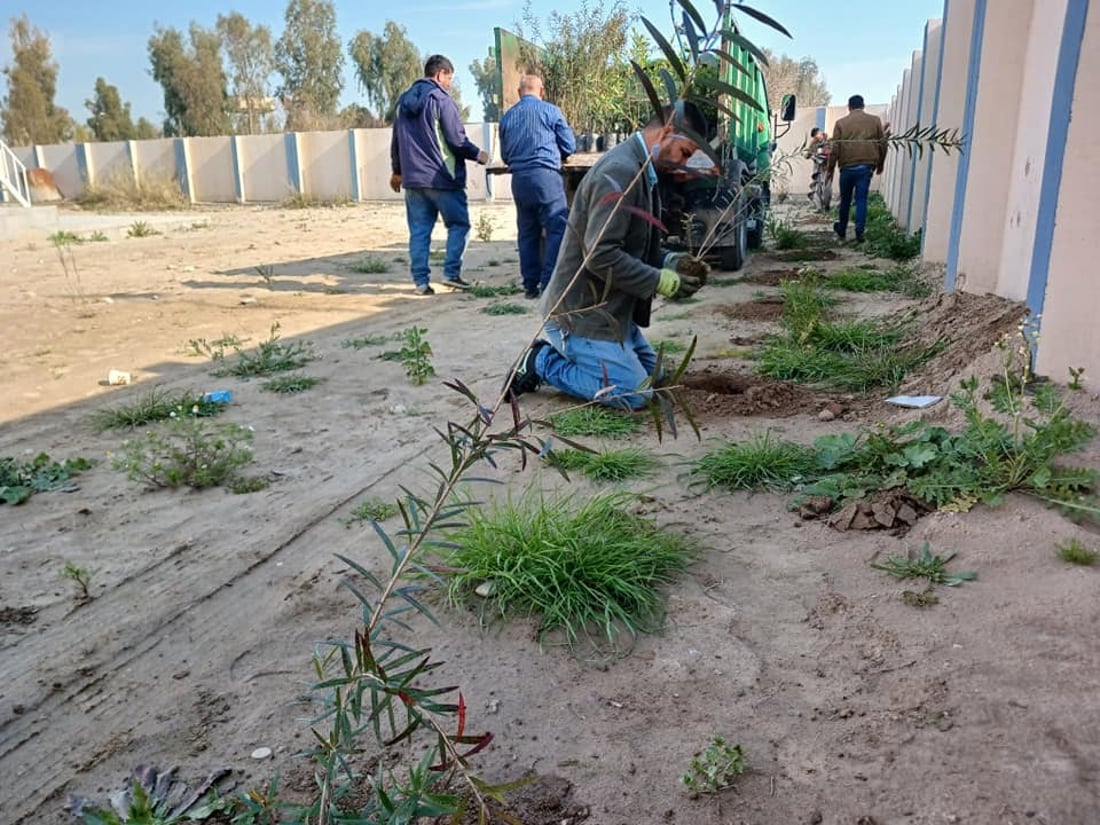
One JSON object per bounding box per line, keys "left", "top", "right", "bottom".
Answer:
{"left": 404, "top": 187, "right": 470, "bottom": 287}
{"left": 511, "top": 168, "right": 568, "bottom": 293}
{"left": 837, "top": 164, "right": 874, "bottom": 237}
{"left": 538, "top": 323, "right": 658, "bottom": 411}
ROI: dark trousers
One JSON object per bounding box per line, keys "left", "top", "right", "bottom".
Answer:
{"left": 836, "top": 164, "right": 874, "bottom": 237}
{"left": 511, "top": 167, "right": 568, "bottom": 293}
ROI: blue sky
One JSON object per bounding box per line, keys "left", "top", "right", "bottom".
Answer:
{"left": 2, "top": 0, "right": 945, "bottom": 127}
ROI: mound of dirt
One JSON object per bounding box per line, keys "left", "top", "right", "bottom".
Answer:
{"left": 713, "top": 296, "right": 785, "bottom": 322}
{"left": 765, "top": 248, "right": 838, "bottom": 263}
{"left": 678, "top": 367, "right": 831, "bottom": 419}
{"left": 745, "top": 267, "right": 800, "bottom": 286}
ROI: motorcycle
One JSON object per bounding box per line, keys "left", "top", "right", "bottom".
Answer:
{"left": 808, "top": 145, "right": 832, "bottom": 212}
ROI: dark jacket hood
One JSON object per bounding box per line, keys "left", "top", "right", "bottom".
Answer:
{"left": 398, "top": 79, "right": 438, "bottom": 118}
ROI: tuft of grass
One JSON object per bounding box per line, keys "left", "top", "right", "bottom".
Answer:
{"left": 91, "top": 387, "right": 229, "bottom": 431}
{"left": 74, "top": 171, "right": 186, "bottom": 211}
{"left": 547, "top": 446, "right": 659, "bottom": 483}
{"left": 213, "top": 322, "right": 316, "bottom": 378}
{"left": 127, "top": 220, "right": 159, "bottom": 238}
{"left": 653, "top": 339, "right": 688, "bottom": 355}
{"left": 229, "top": 475, "right": 270, "bottom": 494}
{"left": 345, "top": 497, "right": 399, "bottom": 525}
{"left": 260, "top": 373, "right": 321, "bottom": 393}
{"left": 766, "top": 216, "right": 806, "bottom": 250}
{"left": 468, "top": 283, "right": 522, "bottom": 298}
{"left": 349, "top": 256, "right": 389, "bottom": 274}
{"left": 1056, "top": 538, "right": 1098, "bottom": 566}
{"left": 342, "top": 334, "right": 389, "bottom": 349}
{"left": 87, "top": 231, "right": 109, "bottom": 242}
{"left": 822, "top": 264, "right": 933, "bottom": 298}
{"left": 692, "top": 432, "right": 818, "bottom": 491}
{"left": 442, "top": 491, "right": 694, "bottom": 648}
{"left": 428, "top": 249, "right": 446, "bottom": 263}
{"left": 870, "top": 542, "right": 977, "bottom": 586}
{"left": 862, "top": 194, "right": 923, "bottom": 260}
{"left": 549, "top": 406, "right": 642, "bottom": 438}
{"left": 48, "top": 230, "right": 83, "bottom": 245}
{"left": 481, "top": 302, "right": 529, "bottom": 316}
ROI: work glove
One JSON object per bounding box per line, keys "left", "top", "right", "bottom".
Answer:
{"left": 673, "top": 274, "right": 703, "bottom": 300}
{"left": 656, "top": 268, "right": 681, "bottom": 298}
{"left": 664, "top": 252, "right": 711, "bottom": 283}
{"left": 389, "top": 173, "right": 402, "bottom": 193}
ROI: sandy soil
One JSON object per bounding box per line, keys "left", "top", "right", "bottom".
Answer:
{"left": 2, "top": 202, "right": 1099, "bottom": 825}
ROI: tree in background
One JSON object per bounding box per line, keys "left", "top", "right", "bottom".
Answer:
{"left": 217, "top": 12, "right": 275, "bottom": 135}
{"left": 275, "top": 0, "right": 344, "bottom": 131}
{"left": 449, "top": 78, "right": 472, "bottom": 123}
{"left": 85, "top": 77, "right": 137, "bottom": 141}
{"left": 468, "top": 53, "right": 500, "bottom": 122}
{"left": 1, "top": 15, "right": 73, "bottom": 146}
{"left": 760, "top": 50, "right": 830, "bottom": 108}
{"left": 148, "top": 24, "right": 231, "bottom": 137}
{"left": 516, "top": 0, "right": 633, "bottom": 134}
{"left": 348, "top": 20, "right": 421, "bottom": 125}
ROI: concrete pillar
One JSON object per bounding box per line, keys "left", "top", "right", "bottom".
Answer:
{"left": 230, "top": 135, "right": 247, "bottom": 204}
{"left": 908, "top": 20, "right": 942, "bottom": 234}
{"left": 994, "top": 0, "right": 1068, "bottom": 301}
{"left": 892, "top": 56, "right": 921, "bottom": 222}
{"left": 952, "top": 0, "right": 1033, "bottom": 295}
{"left": 1032, "top": 0, "right": 1095, "bottom": 380}
{"left": 284, "top": 132, "right": 303, "bottom": 195}
{"left": 126, "top": 140, "right": 141, "bottom": 185}
{"left": 76, "top": 142, "right": 95, "bottom": 188}
{"left": 902, "top": 52, "right": 925, "bottom": 230}
{"left": 347, "top": 130, "right": 361, "bottom": 202}
{"left": 888, "top": 71, "right": 912, "bottom": 215}
{"left": 174, "top": 137, "right": 195, "bottom": 205}
{"left": 923, "top": 0, "right": 975, "bottom": 264}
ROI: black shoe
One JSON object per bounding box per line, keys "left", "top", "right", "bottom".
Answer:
{"left": 415, "top": 283, "right": 435, "bottom": 295}
{"left": 442, "top": 275, "right": 472, "bottom": 290}
{"left": 854, "top": 233, "right": 865, "bottom": 244}
{"left": 524, "top": 287, "right": 540, "bottom": 300}
{"left": 502, "top": 341, "right": 547, "bottom": 399}
{"left": 833, "top": 221, "right": 846, "bottom": 241}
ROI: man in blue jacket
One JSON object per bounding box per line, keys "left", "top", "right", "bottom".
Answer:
{"left": 499, "top": 74, "right": 575, "bottom": 299}
{"left": 390, "top": 55, "right": 489, "bottom": 295}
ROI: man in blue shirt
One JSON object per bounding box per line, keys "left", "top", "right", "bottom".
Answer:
{"left": 390, "top": 55, "right": 489, "bottom": 295}
{"left": 498, "top": 74, "right": 576, "bottom": 300}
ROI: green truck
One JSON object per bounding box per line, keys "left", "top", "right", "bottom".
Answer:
{"left": 492, "top": 7, "right": 795, "bottom": 271}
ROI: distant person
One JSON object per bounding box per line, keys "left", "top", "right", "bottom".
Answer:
{"left": 826, "top": 94, "right": 887, "bottom": 243}
{"left": 498, "top": 74, "right": 576, "bottom": 300}
{"left": 390, "top": 54, "right": 489, "bottom": 294}
{"left": 803, "top": 126, "right": 829, "bottom": 198}
{"left": 501, "top": 103, "right": 710, "bottom": 411}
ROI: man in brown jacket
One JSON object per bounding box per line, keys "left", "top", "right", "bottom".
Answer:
{"left": 826, "top": 94, "right": 887, "bottom": 242}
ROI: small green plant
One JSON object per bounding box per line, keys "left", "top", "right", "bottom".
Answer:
{"left": 341, "top": 334, "right": 389, "bottom": 349}
{"left": 765, "top": 216, "right": 806, "bottom": 250}
{"left": 548, "top": 406, "right": 642, "bottom": 438}
{"left": 443, "top": 491, "right": 693, "bottom": 649}
{"left": 861, "top": 194, "right": 922, "bottom": 260}
{"left": 653, "top": 339, "right": 688, "bottom": 355}
{"left": 345, "top": 497, "right": 399, "bottom": 525}
{"left": 113, "top": 419, "right": 255, "bottom": 490}
{"left": 468, "top": 283, "right": 522, "bottom": 298}
{"left": 1068, "top": 366, "right": 1086, "bottom": 391}
{"left": 871, "top": 542, "right": 977, "bottom": 586}
{"left": 213, "top": 323, "right": 316, "bottom": 378}
{"left": 681, "top": 737, "right": 746, "bottom": 796}
{"left": 429, "top": 248, "right": 446, "bottom": 263}
{"left": 61, "top": 561, "right": 94, "bottom": 601}
{"left": 91, "top": 387, "right": 229, "bottom": 430}
{"left": 48, "top": 230, "right": 83, "bottom": 245}
{"left": 481, "top": 302, "right": 529, "bottom": 316}
{"left": 474, "top": 212, "right": 495, "bottom": 242}
{"left": 74, "top": 768, "right": 232, "bottom": 825}
{"left": 187, "top": 333, "right": 246, "bottom": 359}
{"left": 229, "top": 475, "right": 270, "bottom": 494}
{"left": 50, "top": 229, "right": 86, "bottom": 303}
{"left": 260, "top": 374, "right": 321, "bottom": 393}
{"left": 255, "top": 264, "right": 275, "bottom": 288}
{"left": 692, "top": 431, "right": 818, "bottom": 491}
{"left": 1056, "top": 538, "right": 1098, "bottom": 566}
{"left": 398, "top": 326, "right": 435, "bottom": 385}
{"left": 349, "top": 256, "right": 390, "bottom": 274}
{"left": 901, "top": 586, "right": 940, "bottom": 608}
{"left": 87, "top": 231, "right": 109, "bottom": 242}
{"left": 547, "top": 446, "right": 659, "bottom": 482}
{"left": 1, "top": 452, "right": 94, "bottom": 505}
{"left": 127, "top": 220, "right": 158, "bottom": 238}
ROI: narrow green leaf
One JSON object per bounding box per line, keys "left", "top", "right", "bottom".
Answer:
{"left": 722, "top": 29, "right": 770, "bottom": 67}
{"left": 733, "top": 4, "right": 793, "bottom": 37}
{"left": 642, "top": 17, "right": 686, "bottom": 82}
{"left": 695, "top": 74, "right": 766, "bottom": 114}
{"left": 675, "top": 0, "right": 708, "bottom": 35}
{"left": 630, "top": 60, "right": 666, "bottom": 124}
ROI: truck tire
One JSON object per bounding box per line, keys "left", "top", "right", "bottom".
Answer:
{"left": 718, "top": 217, "right": 748, "bottom": 271}
{"left": 747, "top": 197, "right": 765, "bottom": 249}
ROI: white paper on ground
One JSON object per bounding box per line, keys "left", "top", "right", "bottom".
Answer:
{"left": 885, "top": 395, "right": 943, "bottom": 408}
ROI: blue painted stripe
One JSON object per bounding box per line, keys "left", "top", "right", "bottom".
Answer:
{"left": 284, "top": 133, "right": 301, "bottom": 193}
{"left": 230, "top": 136, "right": 244, "bottom": 203}
{"left": 945, "top": 0, "right": 988, "bottom": 290}
{"left": 906, "top": 25, "right": 932, "bottom": 231}
{"left": 921, "top": 5, "right": 949, "bottom": 257}
{"left": 173, "top": 138, "right": 190, "bottom": 200}
{"left": 1025, "top": 0, "right": 1089, "bottom": 331}
{"left": 347, "top": 130, "right": 361, "bottom": 201}
{"left": 76, "top": 142, "right": 91, "bottom": 186}
{"left": 815, "top": 106, "right": 826, "bottom": 133}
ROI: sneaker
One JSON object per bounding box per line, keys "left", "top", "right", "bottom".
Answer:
{"left": 502, "top": 341, "right": 547, "bottom": 399}
{"left": 442, "top": 275, "right": 472, "bottom": 290}
{"left": 833, "top": 221, "right": 846, "bottom": 241}
{"left": 854, "top": 232, "right": 865, "bottom": 244}
{"left": 524, "top": 287, "right": 541, "bottom": 300}
{"left": 415, "top": 284, "right": 435, "bottom": 295}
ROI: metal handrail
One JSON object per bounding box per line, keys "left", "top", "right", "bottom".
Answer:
{"left": 0, "top": 138, "right": 31, "bottom": 207}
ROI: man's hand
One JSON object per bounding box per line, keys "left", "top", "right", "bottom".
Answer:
{"left": 477, "top": 149, "right": 489, "bottom": 165}
{"left": 389, "top": 173, "right": 402, "bottom": 193}
{"left": 656, "top": 268, "right": 681, "bottom": 298}
{"left": 674, "top": 254, "right": 710, "bottom": 283}
{"left": 673, "top": 274, "right": 703, "bottom": 300}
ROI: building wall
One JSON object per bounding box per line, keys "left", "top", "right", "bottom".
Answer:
{"left": 237, "top": 134, "right": 290, "bottom": 203}
{"left": 187, "top": 137, "right": 236, "bottom": 203}
{"left": 908, "top": 21, "right": 942, "bottom": 233}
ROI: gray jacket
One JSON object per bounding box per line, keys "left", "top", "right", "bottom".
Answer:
{"left": 540, "top": 136, "right": 665, "bottom": 340}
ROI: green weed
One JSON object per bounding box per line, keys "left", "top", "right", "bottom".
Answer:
{"left": 345, "top": 497, "right": 399, "bottom": 525}
{"left": 349, "top": 256, "right": 389, "bottom": 274}
{"left": 47, "top": 230, "right": 83, "bottom": 245}
{"left": 91, "top": 387, "right": 229, "bottom": 430}
{"left": 766, "top": 216, "right": 806, "bottom": 250}
{"left": 261, "top": 374, "right": 321, "bottom": 393}
{"left": 113, "top": 419, "right": 254, "bottom": 490}
{"left": 1, "top": 453, "right": 94, "bottom": 505}
{"left": 871, "top": 542, "right": 977, "bottom": 586}
{"left": 481, "top": 302, "right": 529, "bottom": 316}
{"left": 60, "top": 561, "right": 94, "bottom": 601}
{"left": 547, "top": 446, "right": 659, "bottom": 483}
{"left": 87, "top": 231, "right": 109, "bottom": 242}
{"left": 861, "top": 194, "right": 922, "bottom": 260}
{"left": 341, "top": 334, "right": 389, "bottom": 349}
{"left": 126, "top": 220, "right": 158, "bottom": 238}
{"left": 213, "top": 323, "right": 316, "bottom": 378}
{"left": 1056, "top": 538, "right": 1098, "bottom": 566}
{"left": 398, "top": 326, "right": 435, "bottom": 385}
{"left": 692, "top": 432, "right": 818, "bottom": 491}
{"left": 682, "top": 737, "right": 745, "bottom": 797}
{"left": 549, "top": 406, "right": 642, "bottom": 438}
{"left": 468, "top": 283, "right": 522, "bottom": 298}
{"left": 474, "top": 213, "right": 495, "bottom": 242}
{"left": 442, "top": 491, "right": 693, "bottom": 649}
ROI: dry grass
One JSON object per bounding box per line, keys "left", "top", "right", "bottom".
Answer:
{"left": 75, "top": 171, "right": 187, "bottom": 211}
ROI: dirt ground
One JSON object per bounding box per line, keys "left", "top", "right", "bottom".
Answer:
{"left": 2, "top": 201, "right": 1099, "bottom": 825}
